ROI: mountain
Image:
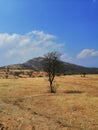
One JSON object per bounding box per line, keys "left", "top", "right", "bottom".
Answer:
{"left": 0, "top": 57, "right": 98, "bottom": 74}
{"left": 23, "top": 57, "right": 44, "bottom": 71}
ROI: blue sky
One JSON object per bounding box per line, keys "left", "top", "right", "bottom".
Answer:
{"left": 0, "top": 0, "right": 98, "bottom": 67}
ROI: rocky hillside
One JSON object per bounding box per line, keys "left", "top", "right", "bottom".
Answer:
{"left": 0, "top": 57, "right": 98, "bottom": 74}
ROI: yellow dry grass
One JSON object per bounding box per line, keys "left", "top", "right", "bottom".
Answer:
{"left": 0, "top": 75, "right": 98, "bottom": 130}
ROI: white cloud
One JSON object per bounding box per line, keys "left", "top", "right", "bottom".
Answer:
{"left": 61, "top": 53, "right": 72, "bottom": 62}
{"left": 77, "top": 49, "right": 98, "bottom": 59}
{"left": 0, "top": 30, "right": 65, "bottom": 66}
{"left": 19, "top": 38, "right": 31, "bottom": 47}
{"left": 26, "top": 30, "right": 56, "bottom": 41}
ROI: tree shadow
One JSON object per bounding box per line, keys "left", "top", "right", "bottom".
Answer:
{"left": 64, "top": 90, "right": 84, "bottom": 94}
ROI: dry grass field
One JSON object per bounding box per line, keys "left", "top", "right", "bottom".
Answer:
{"left": 0, "top": 75, "right": 98, "bottom": 130}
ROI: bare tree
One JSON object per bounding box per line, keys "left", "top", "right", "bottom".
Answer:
{"left": 43, "top": 51, "right": 63, "bottom": 93}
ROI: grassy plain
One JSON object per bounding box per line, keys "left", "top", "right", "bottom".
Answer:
{"left": 0, "top": 75, "right": 98, "bottom": 130}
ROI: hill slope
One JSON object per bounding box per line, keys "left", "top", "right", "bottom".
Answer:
{"left": 0, "top": 57, "right": 98, "bottom": 74}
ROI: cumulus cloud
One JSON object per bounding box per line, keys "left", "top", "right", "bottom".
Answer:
{"left": 77, "top": 49, "right": 98, "bottom": 59}
{"left": 26, "top": 30, "right": 56, "bottom": 41}
{"left": 0, "top": 30, "right": 65, "bottom": 66}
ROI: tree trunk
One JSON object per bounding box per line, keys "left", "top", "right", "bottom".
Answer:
{"left": 50, "top": 81, "right": 54, "bottom": 93}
